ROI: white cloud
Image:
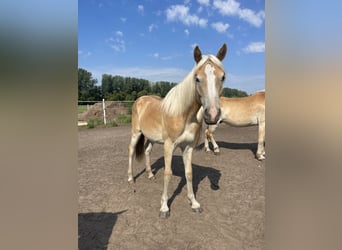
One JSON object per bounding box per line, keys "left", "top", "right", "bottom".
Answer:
{"left": 213, "top": 0, "right": 264, "bottom": 27}
{"left": 148, "top": 24, "right": 158, "bottom": 32}
{"left": 242, "top": 42, "right": 265, "bottom": 53}
{"left": 90, "top": 66, "right": 188, "bottom": 84}
{"left": 184, "top": 29, "right": 190, "bottom": 36}
{"left": 120, "top": 17, "right": 127, "bottom": 23}
{"left": 166, "top": 5, "right": 208, "bottom": 27}
{"left": 116, "top": 31, "right": 123, "bottom": 36}
{"left": 137, "top": 5, "right": 144, "bottom": 14}
{"left": 107, "top": 31, "right": 125, "bottom": 52}
{"left": 239, "top": 8, "right": 265, "bottom": 27}
{"left": 150, "top": 53, "right": 174, "bottom": 61}
{"left": 211, "top": 22, "right": 230, "bottom": 33}
{"left": 197, "top": 0, "right": 210, "bottom": 6}
{"left": 78, "top": 50, "right": 92, "bottom": 57}
{"left": 213, "top": 0, "right": 240, "bottom": 15}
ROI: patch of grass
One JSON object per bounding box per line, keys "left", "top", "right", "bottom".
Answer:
{"left": 109, "top": 120, "right": 118, "bottom": 127}
{"left": 87, "top": 118, "right": 103, "bottom": 129}
{"left": 78, "top": 105, "right": 88, "bottom": 114}
{"left": 116, "top": 114, "right": 132, "bottom": 124}
{"left": 123, "top": 102, "right": 134, "bottom": 115}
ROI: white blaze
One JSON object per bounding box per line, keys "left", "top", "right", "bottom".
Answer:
{"left": 204, "top": 64, "right": 218, "bottom": 121}
{"left": 205, "top": 64, "right": 216, "bottom": 101}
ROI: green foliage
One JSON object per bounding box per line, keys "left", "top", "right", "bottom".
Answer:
{"left": 87, "top": 118, "right": 103, "bottom": 129}
{"left": 100, "top": 73, "right": 177, "bottom": 101}
{"left": 78, "top": 105, "right": 88, "bottom": 114}
{"left": 78, "top": 68, "right": 249, "bottom": 102}
{"left": 124, "top": 102, "right": 133, "bottom": 115}
{"left": 78, "top": 68, "right": 102, "bottom": 101}
{"left": 116, "top": 114, "right": 132, "bottom": 124}
{"left": 221, "top": 87, "right": 248, "bottom": 97}
{"left": 109, "top": 120, "right": 118, "bottom": 127}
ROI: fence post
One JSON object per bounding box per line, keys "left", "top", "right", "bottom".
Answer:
{"left": 102, "top": 98, "right": 107, "bottom": 126}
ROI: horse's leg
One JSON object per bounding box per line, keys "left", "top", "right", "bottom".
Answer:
{"left": 208, "top": 125, "right": 220, "bottom": 154}
{"left": 205, "top": 125, "right": 219, "bottom": 154}
{"left": 144, "top": 140, "right": 154, "bottom": 179}
{"left": 159, "top": 139, "right": 173, "bottom": 218}
{"left": 128, "top": 131, "right": 142, "bottom": 183}
{"left": 204, "top": 127, "right": 211, "bottom": 153}
{"left": 182, "top": 145, "right": 202, "bottom": 212}
{"left": 256, "top": 118, "right": 266, "bottom": 160}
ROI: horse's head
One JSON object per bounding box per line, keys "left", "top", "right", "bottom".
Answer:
{"left": 193, "top": 44, "right": 227, "bottom": 125}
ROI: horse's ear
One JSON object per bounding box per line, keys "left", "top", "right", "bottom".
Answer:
{"left": 216, "top": 43, "right": 227, "bottom": 61}
{"left": 194, "top": 46, "right": 202, "bottom": 63}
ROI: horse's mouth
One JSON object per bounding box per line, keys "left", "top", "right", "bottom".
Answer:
{"left": 203, "top": 108, "right": 221, "bottom": 125}
{"left": 204, "top": 119, "right": 219, "bottom": 125}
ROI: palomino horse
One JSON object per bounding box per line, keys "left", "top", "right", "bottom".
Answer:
{"left": 127, "top": 44, "right": 227, "bottom": 218}
{"left": 204, "top": 90, "right": 265, "bottom": 160}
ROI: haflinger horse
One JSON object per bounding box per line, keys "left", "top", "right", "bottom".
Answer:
{"left": 204, "top": 90, "right": 265, "bottom": 160}
{"left": 127, "top": 44, "right": 227, "bottom": 218}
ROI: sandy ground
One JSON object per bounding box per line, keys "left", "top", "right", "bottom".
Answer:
{"left": 78, "top": 124, "right": 265, "bottom": 249}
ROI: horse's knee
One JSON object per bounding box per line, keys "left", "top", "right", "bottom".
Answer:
{"left": 185, "top": 172, "right": 193, "bottom": 181}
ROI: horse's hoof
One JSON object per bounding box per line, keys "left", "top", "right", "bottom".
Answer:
{"left": 256, "top": 155, "right": 265, "bottom": 161}
{"left": 214, "top": 151, "right": 220, "bottom": 155}
{"left": 159, "top": 211, "right": 170, "bottom": 218}
{"left": 128, "top": 179, "right": 134, "bottom": 184}
{"left": 148, "top": 175, "right": 155, "bottom": 181}
{"left": 210, "top": 183, "right": 220, "bottom": 190}
{"left": 192, "top": 207, "right": 203, "bottom": 213}
{"left": 205, "top": 149, "right": 211, "bottom": 153}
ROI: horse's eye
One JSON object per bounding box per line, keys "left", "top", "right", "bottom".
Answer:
{"left": 221, "top": 75, "right": 225, "bottom": 82}
{"left": 195, "top": 76, "right": 200, "bottom": 83}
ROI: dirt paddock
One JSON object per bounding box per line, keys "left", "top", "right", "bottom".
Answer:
{"left": 78, "top": 124, "right": 265, "bottom": 249}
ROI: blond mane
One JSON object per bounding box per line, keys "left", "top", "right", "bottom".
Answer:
{"left": 161, "top": 55, "right": 224, "bottom": 116}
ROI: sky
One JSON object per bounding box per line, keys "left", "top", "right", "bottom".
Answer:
{"left": 78, "top": 0, "right": 265, "bottom": 94}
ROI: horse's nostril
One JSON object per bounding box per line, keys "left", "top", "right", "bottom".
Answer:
{"left": 204, "top": 108, "right": 209, "bottom": 116}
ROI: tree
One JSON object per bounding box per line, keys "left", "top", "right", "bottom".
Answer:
{"left": 221, "top": 87, "right": 248, "bottom": 98}
{"left": 78, "top": 68, "right": 100, "bottom": 101}
{"left": 101, "top": 74, "right": 113, "bottom": 97}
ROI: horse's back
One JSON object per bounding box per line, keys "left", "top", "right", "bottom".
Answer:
{"left": 132, "top": 95, "right": 163, "bottom": 143}
{"left": 219, "top": 91, "right": 265, "bottom": 126}
{"left": 252, "top": 90, "right": 265, "bottom": 105}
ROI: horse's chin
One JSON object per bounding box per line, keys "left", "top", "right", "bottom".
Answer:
{"left": 204, "top": 119, "right": 218, "bottom": 125}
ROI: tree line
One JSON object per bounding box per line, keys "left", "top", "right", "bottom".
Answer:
{"left": 78, "top": 68, "right": 248, "bottom": 101}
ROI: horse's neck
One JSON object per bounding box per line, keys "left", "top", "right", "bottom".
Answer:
{"left": 186, "top": 99, "right": 202, "bottom": 123}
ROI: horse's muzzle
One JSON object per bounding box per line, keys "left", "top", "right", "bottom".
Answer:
{"left": 204, "top": 107, "right": 221, "bottom": 125}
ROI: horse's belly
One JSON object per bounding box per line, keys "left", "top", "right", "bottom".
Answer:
{"left": 225, "top": 116, "right": 258, "bottom": 126}
{"left": 148, "top": 135, "right": 164, "bottom": 144}
{"left": 141, "top": 127, "right": 163, "bottom": 143}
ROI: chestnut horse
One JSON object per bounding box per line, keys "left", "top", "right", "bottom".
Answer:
{"left": 127, "top": 44, "right": 227, "bottom": 218}
{"left": 204, "top": 90, "right": 265, "bottom": 160}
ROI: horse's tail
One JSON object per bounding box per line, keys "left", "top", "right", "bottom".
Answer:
{"left": 135, "top": 134, "right": 145, "bottom": 161}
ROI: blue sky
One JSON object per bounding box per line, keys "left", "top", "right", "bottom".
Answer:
{"left": 79, "top": 0, "right": 264, "bottom": 94}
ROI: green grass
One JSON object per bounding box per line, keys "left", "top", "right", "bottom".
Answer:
{"left": 123, "top": 102, "right": 134, "bottom": 115}
{"left": 115, "top": 114, "right": 132, "bottom": 124}
{"left": 78, "top": 105, "right": 88, "bottom": 113}
{"left": 87, "top": 118, "right": 103, "bottom": 129}
{"left": 109, "top": 120, "right": 118, "bottom": 127}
